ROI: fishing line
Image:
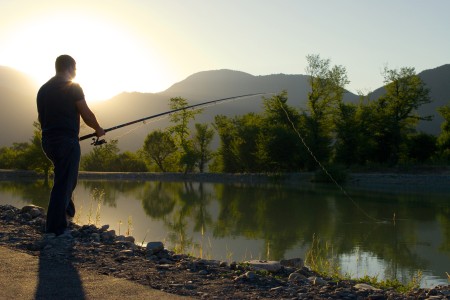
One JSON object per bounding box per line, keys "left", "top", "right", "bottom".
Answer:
{"left": 274, "top": 96, "right": 383, "bottom": 223}
{"left": 109, "top": 116, "right": 168, "bottom": 141}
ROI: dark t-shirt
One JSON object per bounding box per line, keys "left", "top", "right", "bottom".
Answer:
{"left": 37, "top": 76, "right": 84, "bottom": 139}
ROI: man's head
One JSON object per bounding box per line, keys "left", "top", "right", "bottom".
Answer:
{"left": 55, "top": 55, "right": 76, "bottom": 79}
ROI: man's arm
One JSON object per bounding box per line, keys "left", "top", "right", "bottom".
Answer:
{"left": 75, "top": 100, "right": 106, "bottom": 137}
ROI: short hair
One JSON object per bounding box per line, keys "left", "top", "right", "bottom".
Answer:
{"left": 55, "top": 55, "right": 76, "bottom": 73}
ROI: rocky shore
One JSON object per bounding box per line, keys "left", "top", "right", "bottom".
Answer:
{"left": 1, "top": 204, "right": 449, "bottom": 299}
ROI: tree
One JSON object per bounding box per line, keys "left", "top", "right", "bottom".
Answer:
{"left": 437, "top": 105, "right": 450, "bottom": 160}
{"left": 192, "top": 123, "right": 215, "bottom": 172}
{"left": 24, "top": 122, "right": 52, "bottom": 178}
{"left": 333, "top": 102, "right": 362, "bottom": 165}
{"left": 212, "top": 115, "right": 237, "bottom": 172}
{"left": 405, "top": 133, "right": 437, "bottom": 163}
{"left": 213, "top": 113, "right": 265, "bottom": 173}
{"left": 373, "top": 67, "right": 432, "bottom": 164}
{"left": 0, "top": 144, "right": 28, "bottom": 169}
{"left": 81, "top": 140, "right": 121, "bottom": 171}
{"left": 258, "top": 92, "right": 305, "bottom": 171}
{"left": 168, "top": 97, "right": 203, "bottom": 172}
{"left": 304, "top": 54, "right": 350, "bottom": 169}
{"left": 113, "top": 151, "right": 148, "bottom": 172}
{"left": 141, "top": 130, "right": 177, "bottom": 172}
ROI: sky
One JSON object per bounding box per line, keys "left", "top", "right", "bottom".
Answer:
{"left": 1, "top": 0, "right": 449, "bottom": 103}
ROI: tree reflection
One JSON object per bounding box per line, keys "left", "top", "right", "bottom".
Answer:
{"left": 140, "top": 181, "right": 213, "bottom": 256}
{"left": 140, "top": 181, "right": 177, "bottom": 218}
{"left": 0, "top": 180, "right": 50, "bottom": 208}
{"left": 81, "top": 180, "right": 143, "bottom": 207}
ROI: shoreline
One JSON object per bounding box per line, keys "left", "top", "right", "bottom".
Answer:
{"left": 1, "top": 169, "right": 450, "bottom": 193}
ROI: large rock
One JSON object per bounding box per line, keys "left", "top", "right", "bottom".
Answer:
{"left": 146, "top": 241, "right": 164, "bottom": 255}
{"left": 21, "top": 205, "right": 45, "bottom": 218}
{"left": 280, "top": 258, "right": 304, "bottom": 269}
{"left": 244, "top": 260, "right": 282, "bottom": 273}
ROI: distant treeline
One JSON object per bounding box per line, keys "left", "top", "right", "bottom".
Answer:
{"left": 1, "top": 55, "right": 449, "bottom": 175}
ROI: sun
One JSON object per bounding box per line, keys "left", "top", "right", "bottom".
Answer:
{"left": 1, "top": 12, "right": 173, "bottom": 103}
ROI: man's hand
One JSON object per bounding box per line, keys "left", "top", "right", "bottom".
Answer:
{"left": 96, "top": 127, "right": 106, "bottom": 137}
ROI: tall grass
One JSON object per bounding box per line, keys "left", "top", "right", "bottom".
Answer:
{"left": 305, "top": 234, "right": 341, "bottom": 278}
{"left": 304, "top": 234, "right": 425, "bottom": 292}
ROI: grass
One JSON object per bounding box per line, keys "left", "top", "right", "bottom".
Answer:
{"left": 304, "top": 234, "right": 425, "bottom": 292}
{"left": 305, "top": 234, "right": 342, "bottom": 278}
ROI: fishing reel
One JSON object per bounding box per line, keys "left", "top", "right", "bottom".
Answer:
{"left": 91, "top": 137, "right": 107, "bottom": 146}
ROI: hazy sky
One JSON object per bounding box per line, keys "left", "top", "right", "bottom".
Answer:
{"left": 1, "top": 0, "right": 449, "bottom": 102}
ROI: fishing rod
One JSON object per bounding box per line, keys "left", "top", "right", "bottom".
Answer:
{"left": 79, "top": 93, "right": 270, "bottom": 146}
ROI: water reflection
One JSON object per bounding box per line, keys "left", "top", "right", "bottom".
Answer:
{"left": 0, "top": 179, "right": 449, "bottom": 287}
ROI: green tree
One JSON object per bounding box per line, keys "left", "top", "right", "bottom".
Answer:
{"left": 304, "top": 54, "right": 350, "bottom": 169}
{"left": 405, "top": 132, "right": 437, "bottom": 163}
{"left": 333, "top": 99, "right": 379, "bottom": 166}
{"left": 437, "top": 105, "right": 450, "bottom": 160}
{"left": 0, "top": 142, "right": 30, "bottom": 170}
{"left": 141, "top": 130, "right": 177, "bottom": 172}
{"left": 213, "top": 113, "right": 264, "bottom": 173}
{"left": 333, "top": 102, "right": 361, "bottom": 165}
{"left": 113, "top": 151, "right": 148, "bottom": 172}
{"left": 373, "top": 67, "right": 432, "bottom": 164}
{"left": 81, "top": 140, "right": 121, "bottom": 171}
{"left": 258, "top": 92, "right": 305, "bottom": 171}
{"left": 213, "top": 115, "right": 239, "bottom": 172}
{"left": 192, "top": 123, "right": 215, "bottom": 172}
{"left": 24, "top": 121, "right": 52, "bottom": 178}
{"left": 168, "top": 97, "right": 203, "bottom": 172}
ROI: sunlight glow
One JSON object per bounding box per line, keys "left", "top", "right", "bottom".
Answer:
{"left": 1, "top": 12, "right": 173, "bottom": 103}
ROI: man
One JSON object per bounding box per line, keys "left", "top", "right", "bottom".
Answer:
{"left": 37, "top": 54, "right": 105, "bottom": 236}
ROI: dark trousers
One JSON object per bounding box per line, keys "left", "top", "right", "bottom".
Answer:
{"left": 42, "top": 136, "right": 80, "bottom": 235}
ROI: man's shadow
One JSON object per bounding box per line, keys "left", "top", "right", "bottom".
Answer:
{"left": 35, "top": 238, "right": 86, "bottom": 299}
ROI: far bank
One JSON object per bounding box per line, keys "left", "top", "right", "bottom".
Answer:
{"left": 1, "top": 169, "right": 449, "bottom": 193}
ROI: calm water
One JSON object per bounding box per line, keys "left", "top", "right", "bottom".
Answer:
{"left": 1, "top": 178, "right": 449, "bottom": 287}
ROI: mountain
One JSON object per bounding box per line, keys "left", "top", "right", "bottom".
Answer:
{"left": 1, "top": 66, "right": 448, "bottom": 153}
{"left": 0, "top": 66, "right": 39, "bottom": 146}
{"left": 89, "top": 70, "right": 359, "bottom": 151}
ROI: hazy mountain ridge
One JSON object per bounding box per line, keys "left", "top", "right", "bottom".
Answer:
{"left": 0, "top": 66, "right": 39, "bottom": 146}
{"left": 1, "top": 65, "right": 448, "bottom": 152}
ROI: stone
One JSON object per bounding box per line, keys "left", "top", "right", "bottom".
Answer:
{"left": 100, "top": 224, "right": 110, "bottom": 231}
{"left": 115, "top": 235, "right": 126, "bottom": 242}
{"left": 198, "top": 270, "right": 209, "bottom": 275}
{"left": 124, "top": 236, "right": 135, "bottom": 243}
{"left": 197, "top": 259, "right": 220, "bottom": 266}
{"left": 119, "top": 249, "right": 134, "bottom": 256}
{"left": 244, "top": 271, "right": 256, "bottom": 280}
{"left": 158, "top": 258, "right": 172, "bottom": 264}
{"left": 354, "top": 283, "right": 382, "bottom": 291}
{"left": 308, "top": 276, "right": 327, "bottom": 286}
{"left": 21, "top": 205, "right": 45, "bottom": 217}
{"left": 146, "top": 241, "right": 164, "bottom": 255}
{"left": 244, "top": 260, "right": 282, "bottom": 273}
{"left": 280, "top": 258, "right": 304, "bottom": 269}
{"left": 288, "top": 272, "right": 306, "bottom": 283}
{"left": 367, "top": 293, "right": 386, "bottom": 300}
{"left": 91, "top": 233, "right": 100, "bottom": 242}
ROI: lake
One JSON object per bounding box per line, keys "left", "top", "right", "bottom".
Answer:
{"left": 0, "top": 177, "right": 449, "bottom": 288}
